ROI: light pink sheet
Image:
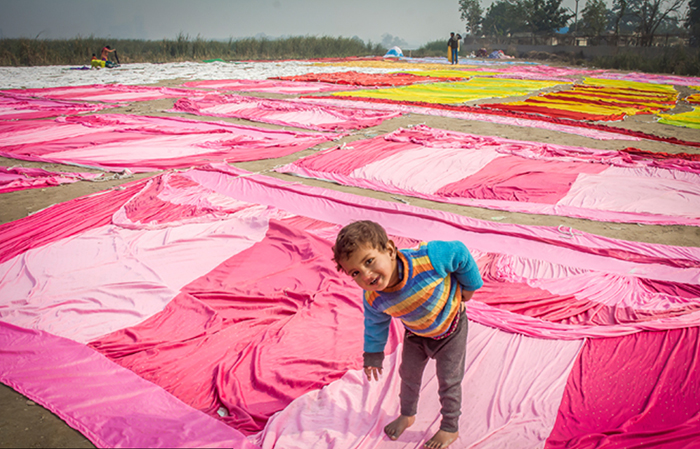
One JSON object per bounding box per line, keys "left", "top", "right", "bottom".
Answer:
{"left": 0, "top": 322, "right": 257, "bottom": 449}
{"left": 298, "top": 96, "right": 641, "bottom": 141}
{"left": 0, "top": 114, "right": 342, "bottom": 172}
{"left": 0, "top": 93, "right": 116, "bottom": 120}
{"left": 254, "top": 322, "right": 584, "bottom": 449}
{"left": 2, "top": 165, "right": 700, "bottom": 448}
{"left": 277, "top": 125, "right": 700, "bottom": 226}
{"left": 0, "top": 166, "right": 102, "bottom": 192}
{"left": 2, "top": 84, "right": 210, "bottom": 103}
{"left": 170, "top": 94, "right": 401, "bottom": 131}
{"left": 179, "top": 79, "right": 359, "bottom": 94}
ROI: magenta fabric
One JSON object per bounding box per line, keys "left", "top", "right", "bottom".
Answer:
{"left": 179, "top": 78, "right": 358, "bottom": 94}
{"left": 2, "top": 164, "right": 700, "bottom": 447}
{"left": 546, "top": 327, "right": 700, "bottom": 448}
{"left": 0, "top": 114, "right": 341, "bottom": 172}
{"left": 89, "top": 218, "right": 401, "bottom": 435}
{"left": 277, "top": 125, "right": 700, "bottom": 226}
{"left": 170, "top": 94, "right": 401, "bottom": 131}
{"left": 0, "top": 93, "right": 116, "bottom": 120}
{"left": 0, "top": 322, "right": 257, "bottom": 449}
{"left": 0, "top": 166, "right": 102, "bottom": 192}
{"left": 3, "top": 84, "right": 211, "bottom": 103}
{"left": 436, "top": 155, "right": 608, "bottom": 203}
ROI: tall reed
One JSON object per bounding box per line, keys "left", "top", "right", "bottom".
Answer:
{"left": 0, "top": 35, "right": 386, "bottom": 66}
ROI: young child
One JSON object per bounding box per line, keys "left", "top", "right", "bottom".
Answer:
{"left": 333, "top": 220, "right": 483, "bottom": 449}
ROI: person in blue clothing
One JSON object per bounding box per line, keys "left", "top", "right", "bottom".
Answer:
{"left": 333, "top": 220, "right": 483, "bottom": 449}
{"left": 447, "top": 32, "right": 462, "bottom": 65}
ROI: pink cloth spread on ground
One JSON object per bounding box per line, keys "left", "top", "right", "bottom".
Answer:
{"left": 0, "top": 114, "right": 341, "bottom": 172}
{"left": 2, "top": 84, "right": 210, "bottom": 103}
{"left": 0, "top": 166, "right": 102, "bottom": 192}
{"left": 170, "top": 94, "right": 401, "bottom": 131}
{"left": 2, "top": 165, "right": 699, "bottom": 448}
{"left": 179, "top": 79, "right": 359, "bottom": 94}
{"left": 277, "top": 125, "right": 700, "bottom": 226}
{"left": 0, "top": 93, "right": 116, "bottom": 120}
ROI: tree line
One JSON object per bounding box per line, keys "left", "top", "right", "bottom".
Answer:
{"left": 458, "top": 0, "right": 697, "bottom": 46}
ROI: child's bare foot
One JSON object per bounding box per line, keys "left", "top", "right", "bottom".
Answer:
{"left": 384, "top": 414, "right": 415, "bottom": 440}
{"left": 424, "top": 429, "right": 459, "bottom": 449}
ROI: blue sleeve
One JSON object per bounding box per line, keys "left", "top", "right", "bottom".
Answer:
{"left": 427, "top": 240, "right": 483, "bottom": 291}
{"left": 363, "top": 297, "right": 392, "bottom": 353}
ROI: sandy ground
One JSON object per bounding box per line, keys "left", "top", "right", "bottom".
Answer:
{"left": 1, "top": 64, "right": 700, "bottom": 448}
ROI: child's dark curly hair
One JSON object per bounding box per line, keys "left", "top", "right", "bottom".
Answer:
{"left": 332, "top": 220, "right": 389, "bottom": 271}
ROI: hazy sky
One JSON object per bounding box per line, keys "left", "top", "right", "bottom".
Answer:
{"left": 1, "top": 0, "right": 583, "bottom": 48}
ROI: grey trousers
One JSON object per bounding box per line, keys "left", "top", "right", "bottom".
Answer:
{"left": 398, "top": 308, "right": 468, "bottom": 433}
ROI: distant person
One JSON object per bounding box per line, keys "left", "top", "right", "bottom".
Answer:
{"left": 101, "top": 45, "right": 116, "bottom": 61}
{"left": 90, "top": 53, "right": 105, "bottom": 69}
{"left": 447, "top": 33, "right": 461, "bottom": 65}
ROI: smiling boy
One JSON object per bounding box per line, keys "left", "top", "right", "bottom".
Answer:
{"left": 333, "top": 220, "right": 483, "bottom": 449}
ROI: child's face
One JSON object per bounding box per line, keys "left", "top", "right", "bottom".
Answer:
{"left": 338, "top": 241, "right": 399, "bottom": 292}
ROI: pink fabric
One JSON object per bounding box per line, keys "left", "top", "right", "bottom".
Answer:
{"left": 90, "top": 218, "right": 401, "bottom": 435}
{"left": 277, "top": 125, "right": 700, "bottom": 226}
{"left": 2, "top": 165, "right": 700, "bottom": 447}
{"left": 254, "top": 322, "right": 584, "bottom": 449}
{"left": 546, "top": 327, "right": 700, "bottom": 448}
{"left": 179, "top": 79, "right": 358, "bottom": 94}
{"left": 0, "top": 93, "right": 115, "bottom": 120}
{"left": 436, "top": 155, "right": 608, "bottom": 203}
{"left": 3, "top": 84, "right": 210, "bottom": 103}
{"left": 0, "top": 114, "right": 341, "bottom": 172}
{"left": 0, "top": 322, "right": 257, "bottom": 449}
{"left": 0, "top": 166, "right": 102, "bottom": 192}
{"left": 170, "top": 94, "right": 401, "bottom": 131}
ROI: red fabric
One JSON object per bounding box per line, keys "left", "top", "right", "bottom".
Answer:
{"left": 546, "top": 327, "right": 700, "bottom": 448}
{"left": 305, "top": 95, "right": 700, "bottom": 148}
{"left": 272, "top": 71, "right": 465, "bottom": 86}
{"left": 89, "top": 218, "right": 402, "bottom": 435}
{"left": 477, "top": 102, "right": 626, "bottom": 121}
{"left": 436, "top": 155, "right": 608, "bottom": 203}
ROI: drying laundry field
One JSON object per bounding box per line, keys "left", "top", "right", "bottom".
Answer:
{"left": 1, "top": 57, "right": 700, "bottom": 449}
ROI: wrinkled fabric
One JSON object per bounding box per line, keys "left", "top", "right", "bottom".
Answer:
{"left": 180, "top": 78, "right": 358, "bottom": 94}
{"left": 2, "top": 165, "right": 700, "bottom": 448}
{"left": 0, "top": 93, "right": 116, "bottom": 120}
{"left": 331, "top": 77, "right": 567, "bottom": 104}
{"left": 480, "top": 79, "right": 678, "bottom": 121}
{"left": 276, "top": 125, "right": 700, "bottom": 226}
{"left": 0, "top": 114, "right": 341, "bottom": 172}
{"left": 658, "top": 106, "right": 700, "bottom": 129}
{"left": 0, "top": 166, "right": 102, "bottom": 192}
{"left": 3, "top": 84, "right": 210, "bottom": 103}
{"left": 0, "top": 322, "right": 257, "bottom": 449}
{"left": 170, "top": 94, "right": 400, "bottom": 131}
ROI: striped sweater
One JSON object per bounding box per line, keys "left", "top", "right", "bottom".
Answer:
{"left": 363, "top": 240, "right": 483, "bottom": 354}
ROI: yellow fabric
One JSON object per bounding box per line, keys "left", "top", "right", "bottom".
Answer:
{"left": 583, "top": 77, "right": 678, "bottom": 94}
{"left": 331, "top": 77, "right": 567, "bottom": 104}
{"left": 505, "top": 99, "right": 646, "bottom": 116}
{"left": 657, "top": 107, "right": 700, "bottom": 129}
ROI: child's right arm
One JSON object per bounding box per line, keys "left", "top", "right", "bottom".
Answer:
{"left": 363, "top": 299, "right": 392, "bottom": 381}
